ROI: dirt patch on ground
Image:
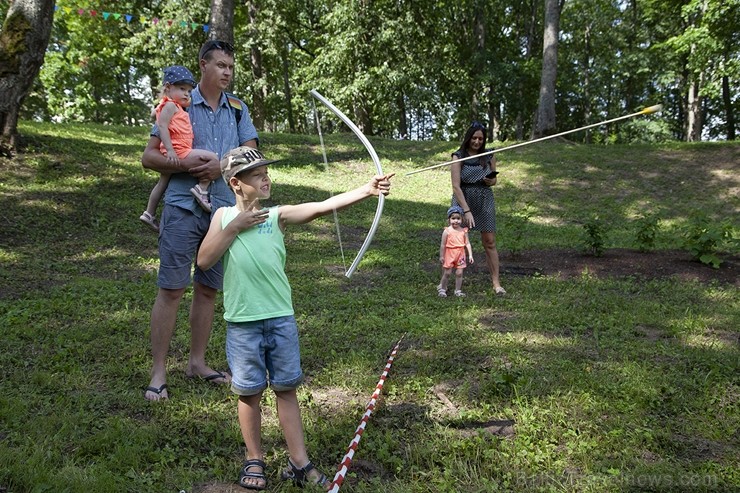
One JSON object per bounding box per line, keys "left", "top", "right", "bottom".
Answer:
{"left": 472, "top": 248, "right": 738, "bottom": 286}
{"left": 310, "top": 386, "right": 366, "bottom": 414}
{"left": 192, "top": 483, "right": 241, "bottom": 493}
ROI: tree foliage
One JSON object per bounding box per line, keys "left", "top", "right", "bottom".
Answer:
{"left": 6, "top": 0, "right": 739, "bottom": 142}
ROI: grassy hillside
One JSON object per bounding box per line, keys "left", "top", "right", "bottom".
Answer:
{"left": 0, "top": 121, "right": 738, "bottom": 492}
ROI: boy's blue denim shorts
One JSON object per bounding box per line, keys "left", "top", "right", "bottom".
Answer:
{"left": 157, "top": 204, "right": 223, "bottom": 290}
{"left": 226, "top": 315, "right": 304, "bottom": 396}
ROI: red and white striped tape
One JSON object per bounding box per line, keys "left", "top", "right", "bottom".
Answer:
{"left": 328, "top": 334, "right": 405, "bottom": 493}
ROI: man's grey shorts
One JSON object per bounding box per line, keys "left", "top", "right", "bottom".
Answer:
{"left": 157, "top": 204, "right": 223, "bottom": 290}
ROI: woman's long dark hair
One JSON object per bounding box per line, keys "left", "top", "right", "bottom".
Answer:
{"left": 454, "top": 121, "right": 488, "bottom": 166}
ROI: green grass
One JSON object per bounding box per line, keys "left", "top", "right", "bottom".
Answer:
{"left": 0, "top": 121, "right": 738, "bottom": 492}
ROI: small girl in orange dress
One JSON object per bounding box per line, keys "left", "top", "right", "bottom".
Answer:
{"left": 140, "top": 65, "right": 217, "bottom": 231}
{"left": 437, "top": 205, "right": 474, "bottom": 297}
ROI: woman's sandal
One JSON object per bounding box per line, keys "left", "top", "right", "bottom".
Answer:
{"left": 280, "top": 458, "right": 330, "bottom": 489}
{"left": 238, "top": 459, "right": 267, "bottom": 491}
{"left": 437, "top": 287, "right": 447, "bottom": 297}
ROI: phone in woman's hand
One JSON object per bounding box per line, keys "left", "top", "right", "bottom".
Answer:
{"left": 485, "top": 170, "right": 499, "bottom": 179}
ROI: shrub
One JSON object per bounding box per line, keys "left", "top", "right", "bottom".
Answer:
{"left": 582, "top": 215, "right": 608, "bottom": 257}
{"left": 619, "top": 118, "right": 674, "bottom": 144}
{"left": 681, "top": 214, "right": 735, "bottom": 268}
{"left": 634, "top": 213, "right": 660, "bottom": 252}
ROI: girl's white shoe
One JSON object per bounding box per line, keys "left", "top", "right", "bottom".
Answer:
{"left": 190, "top": 184, "right": 212, "bottom": 213}
{"left": 139, "top": 211, "right": 159, "bottom": 232}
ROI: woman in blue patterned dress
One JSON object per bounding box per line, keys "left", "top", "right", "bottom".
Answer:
{"left": 450, "top": 121, "right": 506, "bottom": 295}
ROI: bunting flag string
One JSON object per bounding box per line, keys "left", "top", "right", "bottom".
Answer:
{"left": 53, "top": 5, "right": 210, "bottom": 33}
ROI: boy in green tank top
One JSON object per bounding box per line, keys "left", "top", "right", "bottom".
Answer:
{"left": 198, "top": 146, "right": 393, "bottom": 490}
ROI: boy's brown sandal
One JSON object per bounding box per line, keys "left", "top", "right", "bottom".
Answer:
{"left": 280, "top": 458, "right": 329, "bottom": 488}
{"left": 238, "top": 459, "right": 267, "bottom": 490}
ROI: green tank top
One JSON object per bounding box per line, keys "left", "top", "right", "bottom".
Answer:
{"left": 221, "top": 206, "right": 293, "bottom": 322}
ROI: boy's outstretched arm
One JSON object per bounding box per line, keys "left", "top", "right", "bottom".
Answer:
{"left": 197, "top": 201, "right": 269, "bottom": 270}
{"left": 279, "top": 173, "right": 394, "bottom": 226}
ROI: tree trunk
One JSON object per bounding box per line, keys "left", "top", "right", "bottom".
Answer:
{"left": 208, "top": 0, "right": 235, "bottom": 44}
{"left": 396, "top": 92, "right": 407, "bottom": 139}
{"left": 677, "top": 65, "right": 687, "bottom": 141}
{"left": 281, "top": 43, "right": 295, "bottom": 133}
{"left": 686, "top": 74, "right": 703, "bottom": 141}
{"left": 354, "top": 94, "right": 373, "bottom": 136}
{"left": 686, "top": 0, "right": 708, "bottom": 142}
{"left": 472, "top": 7, "right": 485, "bottom": 119}
{"left": 354, "top": 0, "right": 373, "bottom": 135}
{"left": 722, "top": 74, "right": 735, "bottom": 140}
{"left": 623, "top": 0, "right": 639, "bottom": 112}
{"left": 247, "top": 0, "right": 266, "bottom": 131}
{"left": 0, "top": 0, "right": 54, "bottom": 152}
{"left": 488, "top": 94, "right": 500, "bottom": 142}
{"left": 516, "top": 0, "right": 538, "bottom": 140}
{"left": 582, "top": 23, "right": 592, "bottom": 144}
{"left": 533, "top": 0, "right": 560, "bottom": 138}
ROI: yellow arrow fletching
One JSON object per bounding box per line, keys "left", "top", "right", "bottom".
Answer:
{"left": 641, "top": 104, "right": 663, "bottom": 115}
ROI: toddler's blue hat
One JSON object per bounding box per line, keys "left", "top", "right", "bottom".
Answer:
{"left": 163, "top": 65, "right": 196, "bottom": 87}
{"left": 447, "top": 205, "right": 465, "bottom": 218}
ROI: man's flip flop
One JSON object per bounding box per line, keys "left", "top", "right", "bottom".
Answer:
{"left": 203, "top": 371, "right": 228, "bottom": 383}
{"left": 144, "top": 384, "right": 168, "bottom": 399}
{"left": 186, "top": 370, "right": 229, "bottom": 384}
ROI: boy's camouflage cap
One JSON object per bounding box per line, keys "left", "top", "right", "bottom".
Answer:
{"left": 221, "top": 146, "right": 278, "bottom": 182}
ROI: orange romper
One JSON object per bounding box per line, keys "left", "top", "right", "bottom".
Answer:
{"left": 156, "top": 96, "right": 194, "bottom": 159}
{"left": 442, "top": 226, "right": 469, "bottom": 269}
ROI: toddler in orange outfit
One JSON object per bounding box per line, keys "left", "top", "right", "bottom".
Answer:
{"left": 437, "top": 205, "right": 474, "bottom": 297}
{"left": 140, "top": 65, "right": 217, "bottom": 231}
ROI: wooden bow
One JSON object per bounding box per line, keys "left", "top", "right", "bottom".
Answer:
{"left": 310, "top": 90, "right": 386, "bottom": 278}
